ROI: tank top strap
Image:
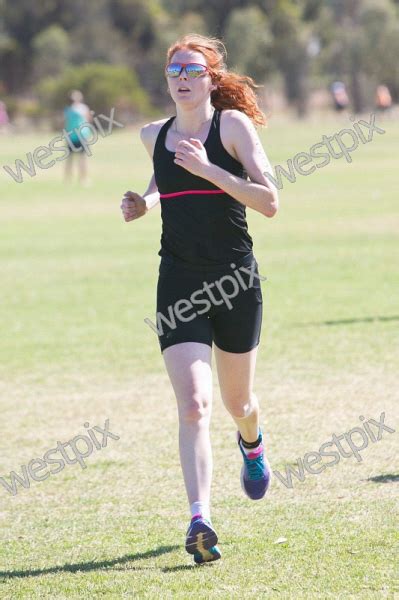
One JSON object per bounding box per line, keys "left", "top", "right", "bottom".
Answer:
{"left": 213, "top": 107, "right": 220, "bottom": 128}
{"left": 206, "top": 107, "right": 219, "bottom": 146}
{"left": 154, "top": 115, "right": 175, "bottom": 155}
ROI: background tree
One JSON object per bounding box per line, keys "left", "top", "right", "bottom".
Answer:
{"left": 224, "top": 6, "right": 274, "bottom": 82}
{"left": 1, "top": 0, "right": 399, "bottom": 118}
{"left": 32, "top": 25, "right": 70, "bottom": 81}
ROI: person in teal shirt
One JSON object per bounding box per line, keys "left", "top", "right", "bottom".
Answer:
{"left": 63, "top": 90, "right": 92, "bottom": 185}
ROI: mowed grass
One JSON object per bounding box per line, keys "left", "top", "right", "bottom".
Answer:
{"left": 0, "top": 111, "right": 398, "bottom": 599}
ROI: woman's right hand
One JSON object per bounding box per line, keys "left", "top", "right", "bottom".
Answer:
{"left": 120, "top": 191, "right": 148, "bottom": 222}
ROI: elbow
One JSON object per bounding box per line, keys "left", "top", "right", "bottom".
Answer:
{"left": 264, "top": 191, "right": 279, "bottom": 218}
{"left": 265, "top": 203, "right": 278, "bottom": 218}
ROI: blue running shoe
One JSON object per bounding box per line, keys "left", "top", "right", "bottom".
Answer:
{"left": 237, "top": 428, "right": 271, "bottom": 500}
{"left": 185, "top": 514, "right": 221, "bottom": 563}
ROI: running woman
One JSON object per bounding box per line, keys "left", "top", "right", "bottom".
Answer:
{"left": 120, "top": 34, "right": 279, "bottom": 565}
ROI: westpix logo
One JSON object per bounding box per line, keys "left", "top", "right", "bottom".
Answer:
{"left": 273, "top": 412, "right": 395, "bottom": 489}
{"left": 0, "top": 419, "right": 120, "bottom": 496}
{"left": 2, "top": 108, "right": 123, "bottom": 183}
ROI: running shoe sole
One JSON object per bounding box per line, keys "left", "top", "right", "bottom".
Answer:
{"left": 185, "top": 518, "right": 218, "bottom": 555}
{"left": 194, "top": 545, "right": 222, "bottom": 564}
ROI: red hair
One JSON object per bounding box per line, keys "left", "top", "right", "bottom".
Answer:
{"left": 166, "top": 33, "right": 268, "bottom": 127}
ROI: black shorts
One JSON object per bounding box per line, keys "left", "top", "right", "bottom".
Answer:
{"left": 68, "top": 137, "right": 84, "bottom": 151}
{"left": 154, "top": 252, "right": 264, "bottom": 354}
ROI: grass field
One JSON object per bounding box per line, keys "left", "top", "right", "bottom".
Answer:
{"left": 0, "top": 111, "right": 398, "bottom": 599}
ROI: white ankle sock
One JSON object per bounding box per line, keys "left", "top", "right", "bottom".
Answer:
{"left": 190, "top": 501, "right": 211, "bottom": 522}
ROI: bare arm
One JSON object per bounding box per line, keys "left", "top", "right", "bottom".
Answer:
{"left": 83, "top": 104, "right": 93, "bottom": 123}
{"left": 120, "top": 123, "right": 162, "bottom": 221}
{"left": 142, "top": 172, "right": 160, "bottom": 211}
{"left": 140, "top": 124, "right": 161, "bottom": 211}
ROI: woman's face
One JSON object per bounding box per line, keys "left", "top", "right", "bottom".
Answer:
{"left": 166, "top": 50, "right": 214, "bottom": 107}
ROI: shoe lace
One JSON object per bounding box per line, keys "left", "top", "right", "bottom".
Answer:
{"left": 244, "top": 450, "right": 265, "bottom": 481}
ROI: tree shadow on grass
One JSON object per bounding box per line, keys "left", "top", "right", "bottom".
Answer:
{"left": 367, "top": 473, "right": 399, "bottom": 483}
{"left": 0, "top": 545, "right": 179, "bottom": 579}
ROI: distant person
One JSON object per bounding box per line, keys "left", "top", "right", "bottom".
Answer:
{"left": 375, "top": 85, "right": 392, "bottom": 113}
{"left": 63, "top": 90, "right": 92, "bottom": 185}
{"left": 331, "top": 81, "right": 350, "bottom": 112}
{"left": 0, "top": 100, "right": 10, "bottom": 132}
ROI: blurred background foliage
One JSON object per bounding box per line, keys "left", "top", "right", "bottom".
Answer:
{"left": 1, "top": 0, "right": 398, "bottom": 122}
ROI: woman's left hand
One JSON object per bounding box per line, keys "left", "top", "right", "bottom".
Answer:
{"left": 173, "top": 139, "right": 212, "bottom": 177}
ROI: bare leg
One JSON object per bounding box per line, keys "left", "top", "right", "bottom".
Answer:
{"left": 214, "top": 344, "right": 260, "bottom": 443}
{"left": 64, "top": 153, "right": 73, "bottom": 183}
{"left": 162, "top": 342, "right": 213, "bottom": 508}
{"left": 78, "top": 152, "right": 88, "bottom": 185}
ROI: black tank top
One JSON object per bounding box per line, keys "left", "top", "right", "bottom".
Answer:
{"left": 153, "top": 108, "right": 254, "bottom": 266}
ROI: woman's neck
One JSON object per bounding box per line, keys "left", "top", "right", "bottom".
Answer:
{"left": 173, "top": 104, "right": 215, "bottom": 136}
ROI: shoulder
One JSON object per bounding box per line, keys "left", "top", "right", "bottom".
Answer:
{"left": 219, "top": 109, "right": 259, "bottom": 162}
{"left": 140, "top": 116, "right": 171, "bottom": 139}
{"left": 72, "top": 102, "right": 90, "bottom": 117}
{"left": 140, "top": 117, "right": 171, "bottom": 159}
{"left": 220, "top": 109, "right": 257, "bottom": 145}
{"left": 220, "top": 108, "right": 254, "bottom": 127}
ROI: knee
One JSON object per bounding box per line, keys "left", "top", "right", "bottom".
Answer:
{"left": 224, "top": 391, "right": 258, "bottom": 419}
{"left": 179, "top": 392, "right": 211, "bottom": 422}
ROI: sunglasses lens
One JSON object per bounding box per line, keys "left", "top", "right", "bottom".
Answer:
{"left": 186, "top": 64, "right": 207, "bottom": 78}
{"left": 166, "top": 63, "right": 182, "bottom": 77}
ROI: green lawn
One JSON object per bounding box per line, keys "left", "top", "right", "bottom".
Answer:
{"left": 0, "top": 111, "right": 398, "bottom": 599}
